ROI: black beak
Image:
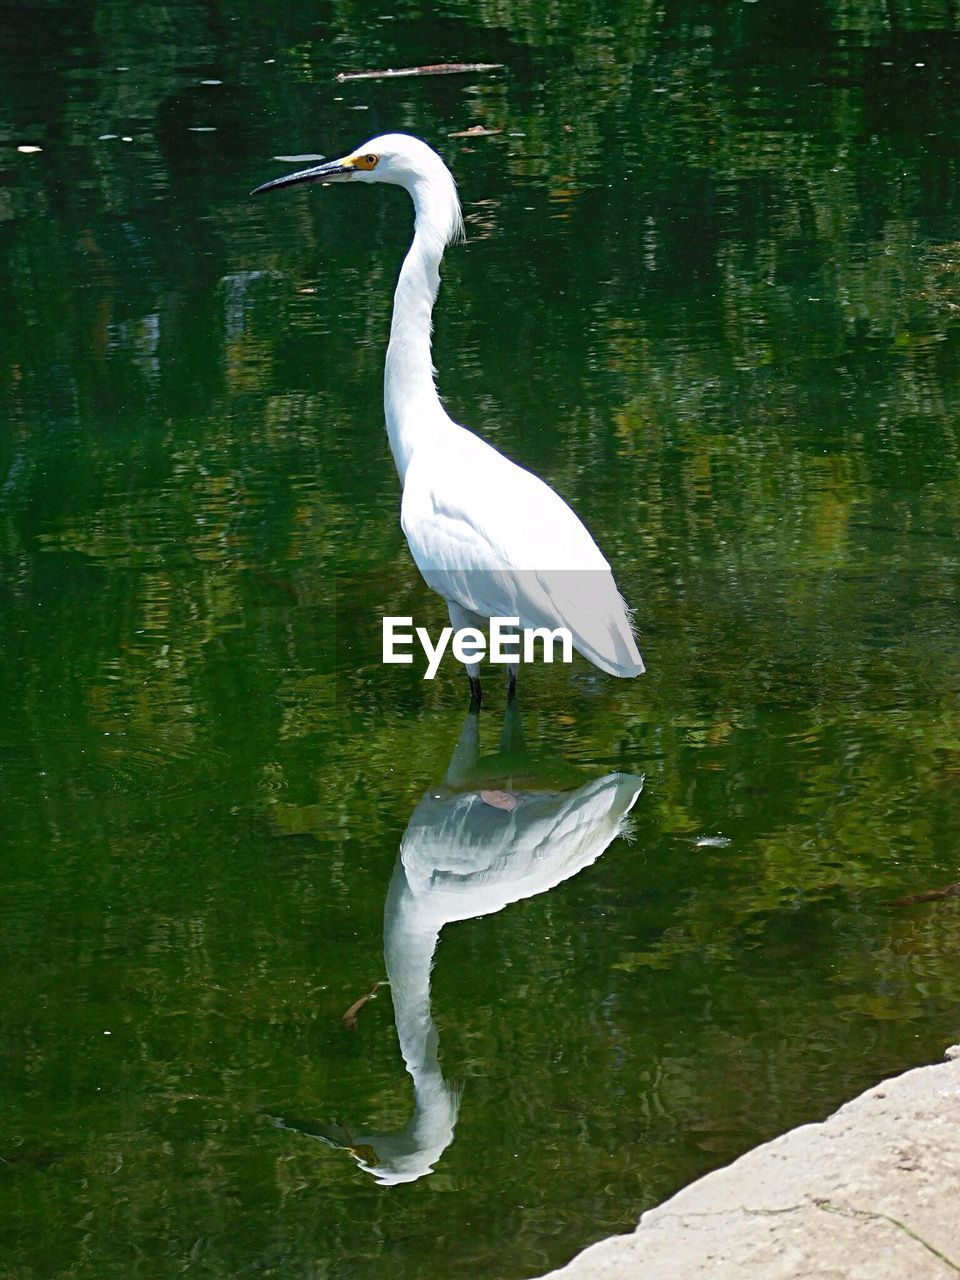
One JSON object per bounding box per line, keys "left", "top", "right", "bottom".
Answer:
{"left": 251, "top": 158, "right": 354, "bottom": 195}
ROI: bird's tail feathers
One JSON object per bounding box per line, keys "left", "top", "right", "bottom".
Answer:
{"left": 552, "top": 579, "right": 645, "bottom": 678}
{"left": 573, "top": 629, "right": 646, "bottom": 678}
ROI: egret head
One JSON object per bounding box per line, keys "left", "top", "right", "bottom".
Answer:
{"left": 252, "top": 133, "right": 464, "bottom": 245}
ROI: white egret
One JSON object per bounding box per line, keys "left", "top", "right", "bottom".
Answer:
{"left": 254, "top": 133, "right": 645, "bottom": 704}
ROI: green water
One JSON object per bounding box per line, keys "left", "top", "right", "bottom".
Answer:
{"left": 2, "top": 1, "right": 960, "bottom": 1276}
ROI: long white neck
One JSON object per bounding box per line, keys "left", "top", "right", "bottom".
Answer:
{"left": 361, "top": 861, "right": 458, "bottom": 1184}
{"left": 384, "top": 173, "right": 460, "bottom": 482}
{"left": 384, "top": 862, "right": 443, "bottom": 1082}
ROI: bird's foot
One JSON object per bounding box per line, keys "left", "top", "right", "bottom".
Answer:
{"left": 468, "top": 675, "right": 483, "bottom": 710}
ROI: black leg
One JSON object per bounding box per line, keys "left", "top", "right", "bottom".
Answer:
{"left": 468, "top": 674, "right": 483, "bottom": 710}
{"left": 507, "top": 668, "right": 517, "bottom": 703}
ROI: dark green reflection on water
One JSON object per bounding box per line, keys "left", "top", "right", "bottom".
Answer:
{"left": 2, "top": 1, "right": 960, "bottom": 1277}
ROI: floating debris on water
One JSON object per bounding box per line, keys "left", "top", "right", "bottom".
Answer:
{"left": 694, "top": 835, "right": 732, "bottom": 848}
{"left": 17, "top": 145, "right": 42, "bottom": 153}
{"left": 449, "top": 125, "right": 502, "bottom": 138}
{"left": 336, "top": 62, "right": 503, "bottom": 82}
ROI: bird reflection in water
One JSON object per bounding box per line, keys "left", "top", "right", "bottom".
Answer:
{"left": 274, "top": 700, "right": 643, "bottom": 1185}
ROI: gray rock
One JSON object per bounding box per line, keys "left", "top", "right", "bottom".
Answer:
{"left": 535, "top": 1047, "right": 960, "bottom": 1280}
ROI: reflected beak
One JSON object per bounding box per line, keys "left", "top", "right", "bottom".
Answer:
{"left": 251, "top": 157, "right": 354, "bottom": 195}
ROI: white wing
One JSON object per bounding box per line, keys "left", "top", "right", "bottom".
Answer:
{"left": 401, "top": 772, "right": 645, "bottom": 922}
{"left": 401, "top": 426, "right": 644, "bottom": 676}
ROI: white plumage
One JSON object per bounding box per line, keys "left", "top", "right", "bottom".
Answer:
{"left": 254, "top": 133, "right": 645, "bottom": 698}
{"left": 271, "top": 704, "right": 643, "bottom": 1185}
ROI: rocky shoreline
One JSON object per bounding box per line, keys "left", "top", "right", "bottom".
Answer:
{"left": 535, "top": 1046, "right": 960, "bottom": 1280}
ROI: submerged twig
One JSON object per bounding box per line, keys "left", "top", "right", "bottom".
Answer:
{"left": 893, "top": 882, "right": 960, "bottom": 907}
{"left": 342, "top": 980, "right": 383, "bottom": 1030}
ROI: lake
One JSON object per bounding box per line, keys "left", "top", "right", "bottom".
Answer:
{"left": 2, "top": 2, "right": 959, "bottom": 1277}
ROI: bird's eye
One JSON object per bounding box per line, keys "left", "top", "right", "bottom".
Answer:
{"left": 365, "top": 153, "right": 378, "bottom": 165}
{"left": 354, "top": 152, "right": 379, "bottom": 171}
